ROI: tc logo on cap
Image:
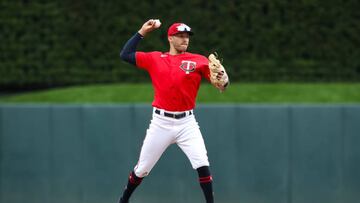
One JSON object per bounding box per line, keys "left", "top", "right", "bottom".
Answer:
{"left": 168, "top": 23, "right": 194, "bottom": 36}
{"left": 177, "top": 24, "right": 191, "bottom": 32}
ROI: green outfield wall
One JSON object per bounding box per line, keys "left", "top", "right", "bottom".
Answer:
{"left": 0, "top": 105, "right": 359, "bottom": 203}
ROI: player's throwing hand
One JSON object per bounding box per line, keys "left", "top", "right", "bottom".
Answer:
{"left": 138, "top": 19, "right": 161, "bottom": 36}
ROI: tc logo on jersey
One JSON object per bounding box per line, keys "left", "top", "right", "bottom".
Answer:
{"left": 180, "top": 61, "right": 197, "bottom": 74}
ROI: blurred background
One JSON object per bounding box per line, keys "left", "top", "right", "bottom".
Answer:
{"left": 0, "top": 0, "right": 360, "bottom": 203}
{"left": 1, "top": 0, "right": 360, "bottom": 91}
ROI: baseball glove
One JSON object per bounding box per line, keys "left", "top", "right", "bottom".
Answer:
{"left": 208, "top": 52, "right": 229, "bottom": 92}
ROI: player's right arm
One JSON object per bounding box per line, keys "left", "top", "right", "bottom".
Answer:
{"left": 120, "top": 19, "right": 159, "bottom": 65}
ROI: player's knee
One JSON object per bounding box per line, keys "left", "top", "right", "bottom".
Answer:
{"left": 191, "top": 160, "right": 210, "bottom": 170}
{"left": 134, "top": 168, "right": 150, "bottom": 178}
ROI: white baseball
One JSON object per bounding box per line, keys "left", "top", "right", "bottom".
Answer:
{"left": 154, "top": 19, "right": 161, "bottom": 28}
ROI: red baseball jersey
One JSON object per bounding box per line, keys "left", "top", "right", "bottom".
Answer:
{"left": 136, "top": 51, "right": 210, "bottom": 111}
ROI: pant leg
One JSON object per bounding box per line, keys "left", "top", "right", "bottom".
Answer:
{"left": 176, "top": 116, "right": 210, "bottom": 169}
{"left": 134, "top": 114, "right": 175, "bottom": 177}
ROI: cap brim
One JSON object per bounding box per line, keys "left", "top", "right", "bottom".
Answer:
{"left": 173, "top": 31, "right": 194, "bottom": 36}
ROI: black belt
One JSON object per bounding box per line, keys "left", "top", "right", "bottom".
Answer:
{"left": 155, "top": 109, "right": 192, "bottom": 119}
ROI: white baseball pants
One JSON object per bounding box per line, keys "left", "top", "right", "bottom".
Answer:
{"left": 133, "top": 108, "right": 210, "bottom": 178}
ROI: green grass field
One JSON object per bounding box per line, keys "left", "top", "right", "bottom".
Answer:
{"left": 0, "top": 83, "right": 360, "bottom": 104}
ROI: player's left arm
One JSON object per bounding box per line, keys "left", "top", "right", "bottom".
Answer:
{"left": 205, "top": 53, "right": 229, "bottom": 92}
{"left": 202, "top": 56, "right": 230, "bottom": 92}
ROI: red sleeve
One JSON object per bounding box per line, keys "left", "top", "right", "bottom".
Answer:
{"left": 202, "top": 65, "right": 211, "bottom": 82}
{"left": 135, "top": 52, "right": 153, "bottom": 70}
{"left": 199, "top": 56, "right": 211, "bottom": 82}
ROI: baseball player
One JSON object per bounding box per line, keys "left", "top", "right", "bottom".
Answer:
{"left": 118, "top": 19, "right": 229, "bottom": 203}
